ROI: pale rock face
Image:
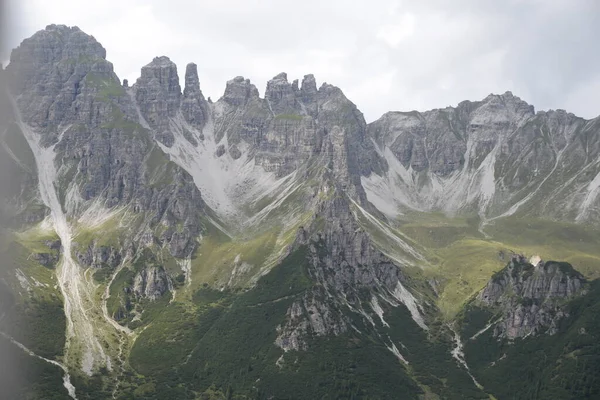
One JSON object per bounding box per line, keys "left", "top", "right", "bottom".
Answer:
{"left": 5, "top": 24, "right": 207, "bottom": 260}
{"left": 133, "top": 266, "right": 170, "bottom": 300}
{"left": 181, "top": 62, "right": 209, "bottom": 139}
{"left": 221, "top": 76, "right": 260, "bottom": 107}
{"left": 134, "top": 56, "right": 182, "bottom": 147}
{"left": 363, "top": 92, "right": 600, "bottom": 222}
{"left": 478, "top": 257, "right": 585, "bottom": 338}
{"left": 275, "top": 289, "right": 348, "bottom": 352}
{"left": 265, "top": 72, "right": 297, "bottom": 115}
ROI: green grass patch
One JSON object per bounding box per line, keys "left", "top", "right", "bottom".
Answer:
{"left": 85, "top": 72, "right": 125, "bottom": 100}
{"left": 190, "top": 227, "right": 281, "bottom": 289}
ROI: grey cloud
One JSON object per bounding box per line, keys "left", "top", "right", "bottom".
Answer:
{"left": 4, "top": 0, "right": 600, "bottom": 121}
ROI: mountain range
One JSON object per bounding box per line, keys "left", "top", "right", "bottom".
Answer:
{"left": 1, "top": 24, "right": 600, "bottom": 400}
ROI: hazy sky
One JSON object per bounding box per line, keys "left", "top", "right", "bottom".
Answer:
{"left": 4, "top": 0, "right": 600, "bottom": 122}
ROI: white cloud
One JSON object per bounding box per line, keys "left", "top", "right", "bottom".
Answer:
{"left": 376, "top": 13, "right": 416, "bottom": 48}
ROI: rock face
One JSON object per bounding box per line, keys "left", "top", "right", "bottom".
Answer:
{"left": 275, "top": 288, "right": 348, "bottom": 351}
{"left": 75, "top": 242, "right": 121, "bottom": 270}
{"left": 222, "top": 76, "right": 260, "bottom": 107}
{"left": 31, "top": 240, "right": 62, "bottom": 268}
{"left": 5, "top": 25, "right": 206, "bottom": 259}
{"left": 213, "top": 72, "right": 382, "bottom": 206}
{"left": 363, "top": 93, "right": 600, "bottom": 223}
{"left": 6, "top": 25, "right": 600, "bottom": 400}
{"left": 477, "top": 255, "right": 586, "bottom": 338}
{"left": 275, "top": 183, "right": 427, "bottom": 351}
{"left": 132, "top": 266, "right": 170, "bottom": 300}
{"left": 181, "top": 63, "right": 208, "bottom": 139}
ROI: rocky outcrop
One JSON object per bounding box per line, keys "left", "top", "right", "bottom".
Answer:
{"left": 213, "top": 72, "right": 382, "bottom": 206}
{"left": 6, "top": 25, "right": 206, "bottom": 258}
{"left": 6, "top": 25, "right": 109, "bottom": 145}
{"left": 299, "top": 192, "right": 406, "bottom": 293}
{"left": 181, "top": 62, "right": 208, "bottom": 139}
{"left": 265, "top": 72, "right": 297, "bottom": 115}
{"left": 221, "top": 76, "right": 260, "bottom": 107}
{"left": 275, "top": 288, "right": 348, "bottom": 351}
{"left": 275, "top": 184, "right": 427, "bottom": 352}
{"left": 477, "top": 255, "right": 586, "bottom": 338}
{"left": 363, "top": 92, "right": 600, "bottom": 222}
{"left": 31, "top": 240, "right": 61, "bottom": 268}
{"left": 134, "top": 56, "right": 182, "bottom": 146}
{"left": 132, "top": 266, "right": 170, "bottom": 300}
{"left": 75, "top": 242, "right": 121, "bottom": 270}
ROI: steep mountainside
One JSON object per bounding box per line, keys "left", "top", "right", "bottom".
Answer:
{"left": 1, "top": 24, "right": 600, "bottom": 400}
{"left": 364, "top": 94, "right": 600, "bottom": 226}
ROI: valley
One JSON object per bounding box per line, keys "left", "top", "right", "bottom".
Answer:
{"left": 1, "top": 23, "right": 599, "bottom": 400}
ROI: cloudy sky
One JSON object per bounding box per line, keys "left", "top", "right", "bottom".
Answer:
{"left": 3, "top": 0, "right": 599, "bottom": 122}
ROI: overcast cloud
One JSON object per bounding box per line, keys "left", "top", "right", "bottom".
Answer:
{"left": 4, "top": 0, "right": 600, "bottom": 121}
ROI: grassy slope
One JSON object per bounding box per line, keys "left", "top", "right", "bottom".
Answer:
{"left": 393, "top": 212, "right": 600, "bottom": 318}
{"left": 0, "top": 228, "right": 68, "bottom": 399}
{"left": 125, "top": 245, "right": 491, "bottom": 400}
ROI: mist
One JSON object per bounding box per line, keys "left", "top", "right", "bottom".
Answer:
{"left": 0, "top": 1, "right": 27, "bottom": 398}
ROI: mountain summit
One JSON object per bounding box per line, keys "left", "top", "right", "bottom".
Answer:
{"left": 1, "top": 24, "right": 600, "bottom": 400}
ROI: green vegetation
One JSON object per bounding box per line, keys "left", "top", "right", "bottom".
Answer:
{"left": 382, "top": 303, "right": 488, "bottom": 399}
{"left": 485, "top": 216, "right": 600, "bottom": 279}
{"left": 85, "top": 72, "right": 125, "bottom": 100}
{"left": 462, "top": 279, "right": 600, "bottom": 399}
{"left": 124, "top": 244, "right": 493, "bottom": 399}
{"left": 144, "top": 145, "right": 178, "bottom": 188}
{"left": 390, "top": 212, "right": 600, "bottom": 319}
{"left": 0, "top": 336, "right": 69, "bottom": 400}
{"left": 189, "top": 225, "right": 281, "bottom": 290}
{"left": 0, "top": 240, "right": 66, "bottom": 359}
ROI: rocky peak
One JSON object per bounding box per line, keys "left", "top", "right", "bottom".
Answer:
{"left": 6, "top": 24, "right": 118, "bottom": 142}
{"left": 475, "top": 91, "right": 536, "bottom": 123}
{"left": 477, "top": 257, "right": 586, "bottom": 338}
{"left": 181, "top": 62, "right": 208, "bottom": 132}
{"left": 183, "top": 62, "right": 201, "bottom": 96}
{"left": 134, "top": 56, "right": 182, "bottom": 145}
{"left": 299, "top": 74, "right": 318, "bottom": 116}
{"left": 9, "top": 24, "right": 106, "bottom": 68}
{"left": 137, "top": 56, "right": 181, "bottom": 99}
{"left": 265, "top": 72, "right": 296, "bottom": 114}
{"left": 301, "top": 74, "right": 317, "bottom": 97}
{"left": 222, "top": 76, "right": 259, "bottom": 106}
